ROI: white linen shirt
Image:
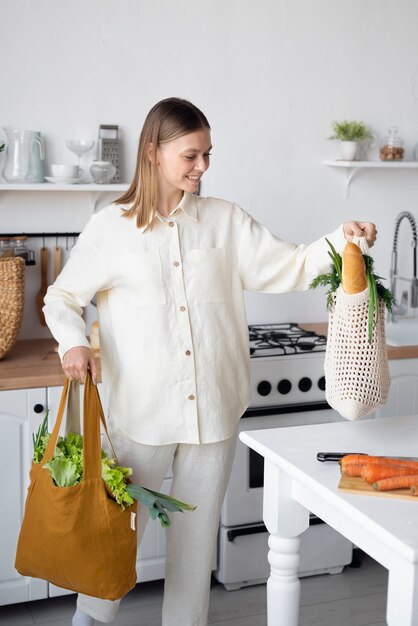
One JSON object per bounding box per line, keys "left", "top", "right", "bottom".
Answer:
{"left": 43, "top": 192, "right": 346, "bottom": 445}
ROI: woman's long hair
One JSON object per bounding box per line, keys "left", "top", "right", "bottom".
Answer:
{"left": 116, "top": 98, "right": 210, "bottom": 229}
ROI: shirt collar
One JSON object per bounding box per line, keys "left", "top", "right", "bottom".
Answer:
{"left": 139, "top": 192, "right": 198, "bottom": 233}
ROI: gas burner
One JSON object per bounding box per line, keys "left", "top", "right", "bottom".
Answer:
{"left": 248, "top": 323, "right": 326, "bottom": 357}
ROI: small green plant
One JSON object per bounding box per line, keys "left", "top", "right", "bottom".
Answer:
{"left": 328, "top": 120, "right": 373, "bottom": 142}
{"left": 0, "top": 142, "right": 5, "bottom": 153}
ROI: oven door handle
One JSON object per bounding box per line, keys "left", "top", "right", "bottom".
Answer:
{"left": 227, "top": 525, "right": 267, "bottom": 542}
{"left": 226, "top": 516, "right": 326, "bottom": 542}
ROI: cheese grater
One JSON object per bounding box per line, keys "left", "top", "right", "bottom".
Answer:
{"left": 98, "top": 125, "right": 121, "bottom": 182}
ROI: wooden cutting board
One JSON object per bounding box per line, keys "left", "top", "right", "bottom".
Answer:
{"left": 338, "top": 473, "right": 418, "bottom": 500}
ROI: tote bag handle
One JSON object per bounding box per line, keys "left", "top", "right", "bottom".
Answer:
{"left": 41, "top": 372, "right": 116, "bottom": 480}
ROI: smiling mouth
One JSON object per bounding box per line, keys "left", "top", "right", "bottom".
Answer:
{"left": 186, "top": 175, "right": 200, "bottom": 182}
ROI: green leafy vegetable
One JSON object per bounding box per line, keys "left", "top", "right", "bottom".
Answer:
{"left": 126, "top": 484, "right": 196, "bottom": 528}
{"left": 32, "top": 412, "right": 49, "bottom": 463}
{"left": 32, "top": 420, "right": 196, "bottom": 526}
{"left": 310, "top": 240, "right": 395, "bottom": 343}
{"left": 43, "top": 457, "right": 81, "bottom": 486}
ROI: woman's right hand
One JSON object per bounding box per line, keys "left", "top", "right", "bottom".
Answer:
{"left": 62, "top": 346, "right": 99, "bottom": 385}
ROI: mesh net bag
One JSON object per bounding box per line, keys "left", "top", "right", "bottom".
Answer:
{"left": 324, "top": 238, "right": 390, "bottom": 420}
{"left": 0, "top": 256, "right": 25, "bottom": 359}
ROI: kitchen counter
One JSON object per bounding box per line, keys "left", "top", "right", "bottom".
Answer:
{"left": 0, "top": 339, "right": 100, "bottom": 391}
{"left": 0, "top": 325, "right": 417, "bottom": 391}
{"left": 300, "top": 322, "right": 418, "bottom": 361}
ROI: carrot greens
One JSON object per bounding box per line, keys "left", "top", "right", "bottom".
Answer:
{"left": 310, "top": 239, "right": 395, "bottom": 342}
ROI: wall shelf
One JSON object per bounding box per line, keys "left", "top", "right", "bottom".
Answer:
{"left": 0, "top": 183, "right": 129, "bottom": 191}
{"left": 0, "top": 182, "right": 130, "bottom": 211}
{"left": 323, "top": 160, "right": 418, "bottom": 198}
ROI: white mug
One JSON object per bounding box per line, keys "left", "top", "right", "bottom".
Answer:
{"left": 51, "top": 164, "right": 81, "bottom": 178}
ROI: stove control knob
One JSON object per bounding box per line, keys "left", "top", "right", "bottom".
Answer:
{"left": 257, "top": 380, "right": 272, "bottom": 396}
{"left": 277, "top": 379, "right": 292, "bottom": 395}
{"left": 318, "top": 376, "right": 326, "bottom": 391}
{"left": 298, "top": 377, "right": 312, "bottom": 392}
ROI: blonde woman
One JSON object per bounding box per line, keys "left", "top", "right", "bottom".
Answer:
{"left": 43, "top": 97, "right": 377, "bottom": 626}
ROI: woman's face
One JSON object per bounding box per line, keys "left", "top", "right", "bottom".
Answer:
{"left": 155, "top": 128, "right": 212, "bottom": 196}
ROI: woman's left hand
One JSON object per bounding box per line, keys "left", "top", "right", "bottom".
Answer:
{"left": 343, "top": 221, "right": 377, "bottom": 247}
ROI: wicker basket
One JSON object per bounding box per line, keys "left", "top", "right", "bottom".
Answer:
{"left": 0, "top": 256, "right": 25, "bottom": 359}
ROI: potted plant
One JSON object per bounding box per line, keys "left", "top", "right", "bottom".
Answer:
{"left": 328, "top": 120, "right": 373, "bottom": 161}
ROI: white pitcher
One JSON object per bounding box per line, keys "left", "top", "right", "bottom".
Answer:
{"left": 2, "top": 127, "right": 45, "bottom": 183}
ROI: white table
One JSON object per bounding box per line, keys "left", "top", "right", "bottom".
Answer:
{"left": 240, "top": 415, "right": 418, "bottom": 626}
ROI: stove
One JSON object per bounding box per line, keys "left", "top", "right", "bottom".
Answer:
{"left": 247, "top": 323, "right": 328, "bottom": 410}
{"left": 249, "top": 322, "right": 326, "bottom": 356}
{"left": 214, "top": 323, "right": 353, "bottom": 590}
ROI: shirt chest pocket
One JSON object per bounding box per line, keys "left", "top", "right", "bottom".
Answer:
{"left": 185, "top": 247, "right": 228, "bottom": 303}
{"left": 118, "top": 250, "right": 166, "bottom": 307}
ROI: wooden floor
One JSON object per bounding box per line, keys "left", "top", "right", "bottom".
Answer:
{"left": 0, "top": 552, "right": 388, "bottom": 626}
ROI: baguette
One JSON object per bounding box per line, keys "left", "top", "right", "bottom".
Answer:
{"left": 89, "top": 320, "right": 100, "bottom": 350}
{"left": 341, "top": 242, "right": 367, "bottom": 294}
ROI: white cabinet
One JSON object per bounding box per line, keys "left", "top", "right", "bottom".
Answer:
{"left": 374, "top": 359, "right": 418, "bottom": 418}
{"left": 0, "top": 388, "right": 48, "bottom": 605}
{"left": 0, "top": 384, "right": 171, "bottom": 606}
{"left": 136, "top": 478, "right": 171, "bottom": 583}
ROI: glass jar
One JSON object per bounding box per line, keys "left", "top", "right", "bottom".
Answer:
{"left": 0, "top": 238, "right": 13, "bottom": 258}
{"left": 13, "top": 236, "right": 29, "bottom": 261}
{"left": 380, "top": 126, "right": 404, "bottom": 161}
{"left": 90, "top": 160, "right": 116, "bottom": 184}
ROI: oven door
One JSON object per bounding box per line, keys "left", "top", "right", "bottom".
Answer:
{"left": 220, "top": 403, "right": 344, "bottom": 527}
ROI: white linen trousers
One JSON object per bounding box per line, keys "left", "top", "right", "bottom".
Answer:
{"left": 78, "top": 417, "right": 238, "bottom": 625}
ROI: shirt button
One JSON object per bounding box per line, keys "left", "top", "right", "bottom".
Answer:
{"left": 168, "top": 221, "right": 175, "bottom": 227}
{"left": 179, "top": 305, "right": 186, "bottom": 312}
{"left": 188, "top": 394, "right": 195, "bottom": 400}
{"left": 174, "top": 261, "right": 180, "bottom": 267}
{"left": 185, "top": 350, "right": 191, "bottom": 356}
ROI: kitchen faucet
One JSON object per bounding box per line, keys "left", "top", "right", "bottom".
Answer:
{"left": 389, "top": 211, "right": 418, "bottom": 322}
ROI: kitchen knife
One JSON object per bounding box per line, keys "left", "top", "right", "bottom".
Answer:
{"left": 317, "top": 452, "right": 418, "bottom": 462}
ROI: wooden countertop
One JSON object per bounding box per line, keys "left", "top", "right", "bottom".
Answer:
{"left": 300, "top": 322, "right": 418, "bottom": 361}
{"left": 0, "top": 339, "right": 101, "bottom": 391}
{"left": 0, "top": 326, "right": 417, "bottom": 392}
{"left": 0, "top": 339, "right": 67, "bottom": 390}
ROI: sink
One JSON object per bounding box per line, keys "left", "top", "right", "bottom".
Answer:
{"left": 386, "top": 318, "right": 418, "bottom": 347}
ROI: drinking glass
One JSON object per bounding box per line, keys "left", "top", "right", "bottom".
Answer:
{"left": 65, "top": 139, "right": 95, "bottom": 170}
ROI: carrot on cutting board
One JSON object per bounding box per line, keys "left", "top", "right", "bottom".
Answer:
{"left": 373, "top": 475, "right": 418, "bottom": 491}
{"left": 340, "top": 455, "right": 371, "bottom": 474}
{"left": 341, "top": 462, "right": 365, "bottom": 477}
{"left": 361, "top": 464, "right": 418, "bottom": 484}
{"left": 359, "top": 456, "right": 418, "bottom": 472}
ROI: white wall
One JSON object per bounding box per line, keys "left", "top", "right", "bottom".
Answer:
{"left": 1, "top": 0, "right": 417, "bottom": 339}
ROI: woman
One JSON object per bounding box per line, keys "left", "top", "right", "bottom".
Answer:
{"left": 43, "top": 97, "right": 377, "bottom": 626}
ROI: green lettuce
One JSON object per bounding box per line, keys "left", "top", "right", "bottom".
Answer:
{"left": 32, "top": 414, "right": 195, "bottom": 526}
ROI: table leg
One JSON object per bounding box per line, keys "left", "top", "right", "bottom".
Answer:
{"left": 263, "top": 459, "right": 310, "bottom": 626}
{"left": 267, "top": 534, "right": 303, "bottom": 625}
{"left": 387, "top": 562, "right": 418, "bottom": 626}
